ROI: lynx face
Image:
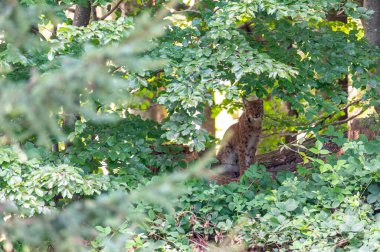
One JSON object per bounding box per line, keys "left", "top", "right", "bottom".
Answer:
{"left": 243, "top": 98, "right": 264, "bottom": 123}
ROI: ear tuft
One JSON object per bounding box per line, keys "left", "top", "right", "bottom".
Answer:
{"left": 242, "top": 97, "right": 248, "bottom": 107}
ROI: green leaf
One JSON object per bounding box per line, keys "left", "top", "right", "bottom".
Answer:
{"left": 367, "top": 194, "right": 378, "bottom": 204}
{"left": 284, "top": 199, "right": 299, "bottom": 212}
{"left": 35, "top": 188, "right": 44, "bottom": 197}
{"left": 319, "top": 149, "right": 330, "bottom": 155}
{"left": 104, "top": 226, "right": 112, "bottom": 235}
{"left": 95, "top": 226, "right": 104, "bottom": 232}
{"left": 368, "top": 184, "right": 380, "bottom": 194}
{"left": 320, "top": 164, "right": 332, "bottom": 173}
{"left": 309, "top": 148, "right": 319, "bottom": 154}
{"left": 351, "top": 221, "right": 365, "bottom": 232}
{"left": 315, "top": 141, "right": 323, "bottom": 150}
{"left": 148, "top": 209, "right": 156, "bottom": 219}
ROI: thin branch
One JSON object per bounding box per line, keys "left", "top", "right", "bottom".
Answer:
{"left": 331, "top": 108, "right": 368, "bottom": 126}
{"left": 173, "top": 9, "right": 201, "bottom": 14}
{"left": 266, "top": 99, "right": 364, "bottom": 128}
{"left": 318, "top": 99, "right": 362, "bottom": 125}
{"left": 38, "top": 25, "right": 57, "bottom": 39}
{"left": 51, "top": 25, "right": 57, "bottom": 39}
{"left": 213, "top": 7, "right": 221, "bottom": 13}
{"left": 260, "top": 132, "right": 298, "bottom": 139}
{"left": 263, "top": 107, "right": 367, "bottom": 145}
{"left": 29, "top": 26, "right": 47, "bottom": 41}
{"left": 100, "top": 0, "right": 124, "bottom": 20}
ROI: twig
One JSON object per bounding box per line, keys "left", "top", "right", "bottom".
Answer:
{"left": 331, "top": 108, "right": 367, "bottom": 126}
{"left": 260, "top": 132, "right": 298, "bottom": 139}
{"left": 100, "top": 0, "right": 124, "bottom": 20}
{"left": 318, "top": 99, "right": 362, "bottom": 125}
{"left": 173, "top": 9, "right": 201, "bottom": 14}
{"left": 266, "top": 98, "right": 364, "bottom": 128}
{"left": 213, "top": 7, "right": 221, "bottom": 13}
{"left": 29, "top": 26, "right": 47, "bottom": 41}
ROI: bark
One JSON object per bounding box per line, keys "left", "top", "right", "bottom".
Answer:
{"left": 256, "top": 138, "right": 344, "bottom": 173}
{"left": 73, "top": 1, "right": 91, "bottom": 27}
{"left": 345, "top": 1, "right": 380, "bottom": 140}
{"left": 201, "top": 106, "right": 216, "bottom": 136}
{"left": 348, "top": 117, "right": 380, "bottom": 140}
{"left": 281, "top": 101, "right": 298, "bottom": 143}
{"left": 362, "top": 1, "right": 380, "bottom": 52}
{"left": 63, "top": 0, "right": 92, "bottom": 150}
{"left": 362, "top": 0, "right": 380, "bottom": 113}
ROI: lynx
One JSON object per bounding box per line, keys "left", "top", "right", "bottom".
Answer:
{"left": 217, "top": 97, "right": 264, "bottom": 177}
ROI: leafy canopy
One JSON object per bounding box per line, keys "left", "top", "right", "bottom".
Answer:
{"left": 0, "top": 0, "right": 380, "bottom": 251}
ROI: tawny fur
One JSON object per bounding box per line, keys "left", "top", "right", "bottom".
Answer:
{"left": 217, "top": 98, "right": 264, "bottom": 176}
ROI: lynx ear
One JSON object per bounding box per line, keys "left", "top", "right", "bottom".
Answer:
{"left": 242, "top": 97, "right": 249, "bottom": 108}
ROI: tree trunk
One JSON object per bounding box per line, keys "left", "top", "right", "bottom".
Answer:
{"left": 345, "top": 1, "right": 380, "bottom": 142}
{"left": 201, "top": 106, "right": 216, "bottom": 136}
{"left": 281, "top": 101, "right": 298, "bottom": 143}
{"left": 73, "top": 1, "right": 91, "bottom": 27}
{"left": 362, "top": 0, "right": 380, "bottom": 113}
{"left": 348, "top": 118, "right": 380, "bottom": 140}
{"left": 362, "top": 1, "right": 380, "bottom": 51}
{"left": 62, "top": 0, "right": 92, "bottom": 150}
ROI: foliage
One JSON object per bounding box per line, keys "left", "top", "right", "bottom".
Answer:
{"left": 149, "top": 0, "right": 379, "bottom": 150}
{"left": 0, "top": 146, "right": 110, "bottom": 216}
{"left": 2, "top": 0, "right": 379, "bottom": 150}
{"left": 0, "top": 160, "right": 205, "bottom": 252}
{"left": 1, "top": 0, "right": 380, "bottom": 251}
{"left": 0, "top": 1, "right": 166, "bottom": 145}
{"left": 66, "top": 114, "right": 189, "bottom": 174}
{"left": 2, "top": 136, "right": 380, "bottom": 251}
{"left": 87, "top": 136, "right": 380, "bottom": 251}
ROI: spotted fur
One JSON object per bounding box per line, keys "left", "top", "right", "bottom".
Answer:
{"left": 217, "top": 97, "right": 264, "bottom": 176}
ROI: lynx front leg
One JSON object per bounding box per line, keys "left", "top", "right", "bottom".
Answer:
{"left": 238, "top": 144, "right": 249, "bottom": 176}
{"left": 239, "top": 145, "right": 258, "bottom": 176}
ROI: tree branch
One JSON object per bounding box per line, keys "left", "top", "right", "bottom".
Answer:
{"left": 331, "top": 108, "right": 368, "bottom": 126}
{"left": 266, "top": 99, "right": 364, "bottom": 128}
{"left": 173, "top": 9, "right": 201, "bottom": 14}
{"left": 29, "top": 25, "right": 47, "bottom": 41}
{"left": 100, "top": 0, "right": 124, "bottom": 20}
{"left": 260, "top": 131, "right": 297, "bottom": 139}
{"left": 317, "top": 99, "right": 362, "bottom": 125}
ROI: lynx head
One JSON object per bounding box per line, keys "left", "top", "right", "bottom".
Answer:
{"left": 242, "top": 96, "right": 264, "bottom": 123}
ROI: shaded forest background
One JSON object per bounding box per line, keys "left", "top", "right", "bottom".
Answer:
{"left": 0, "top": 0, "right": 380, "bottom": 251}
